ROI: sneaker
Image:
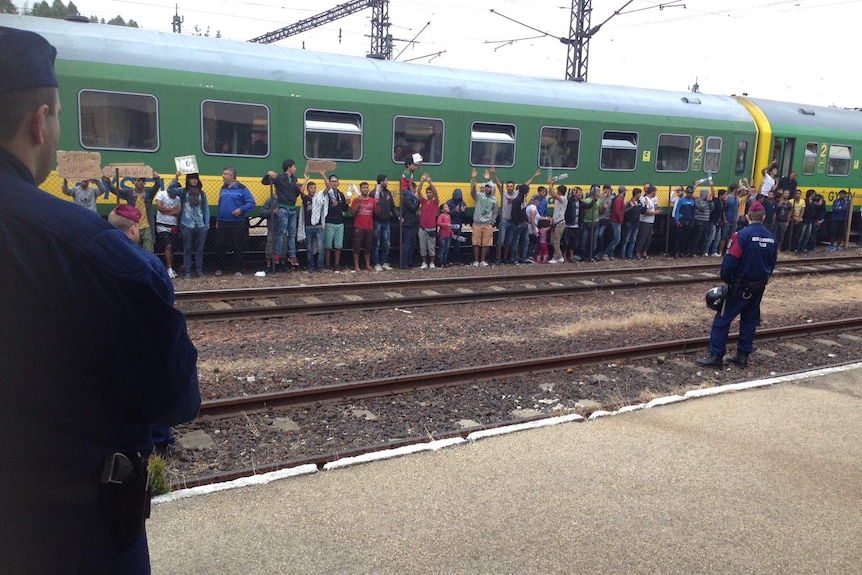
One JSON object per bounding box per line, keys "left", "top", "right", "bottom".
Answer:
{"left": 429, "top": 263, "right": 436, "bottom": 269}
{"left": 382, "top": 263, "right": 393, "bottom": 270}
{"left": 214, "top": 270, "right": 223, "bottom": 276}
{"left": 548, "top": 258, "right": 560, "bottom": 264}
{"left": 196, "top": 271, "right": 204, "bottom": 277}
{"left": 288, "top": 257, "right": 300, "bottom": 266}
{"left": 479, "top": 261, "right": 489, "bottom": 267}
{"left": 374, "top": 264, "right": 383, "bottom": 272}
{"left": 472, "top": 261, "right": 480, "bottom": 267}
{"left": 167, "top": 268, "right": 177, "bottom": 279}
{"left": 420, "top": 263, "right": 429, "bottom": 270}
{"left": 184, "top": 272, "right": 192, "bottom": 279}
{"left": 234, "top": 272, "right": 243, "bottom": 277}
{"left": 525, "top": 258, "right": 534, "bottom": 264}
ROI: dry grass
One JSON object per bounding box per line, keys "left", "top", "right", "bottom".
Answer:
{"left": 548, "top": 311, "right": 683, "bottom": 339}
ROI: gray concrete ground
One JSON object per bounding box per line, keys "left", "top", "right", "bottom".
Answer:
{"left": 149, "top": 367, "right": 862, "bottom": 574}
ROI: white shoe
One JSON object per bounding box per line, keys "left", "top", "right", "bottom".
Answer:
{"left": 167, "top": 268, "right": 177, "bottom": 279}
{"left": 549, "top": 258, "right": 560, "bottom": 264}
{"left": 479, "top": 261, "right": 489, "bottom": 267}
{"left": 429, "top": 263, "right": 436, "bottom": 269}
{"left": 374, "top": 264, "right": 383, "bottom": 272}
{"left": 472, "top": 261, "right": 480, "bottom": 267}
{"left": 382, "top": 263, "right": 393, "bottom": 270}
{"left": 420, "top": 263, "right": 429, "bottom": 270}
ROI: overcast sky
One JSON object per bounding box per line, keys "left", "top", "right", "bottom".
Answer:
{"left": 15, "top": 0, "right": 862, "bottom": 108}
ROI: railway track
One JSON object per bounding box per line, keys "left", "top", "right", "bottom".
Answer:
{"left": 176, "top": 255, "right": 862, "bottom": 321}
{"left": 171, "top": 317, "right": 862, "bottom": 490}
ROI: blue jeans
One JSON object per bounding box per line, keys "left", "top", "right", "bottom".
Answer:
{"left": 400, "top": 225, "right": 417, "bottom": 268}
{"left": 796, "top": 222, "right": 813, "bottom": 251}
{"left": 373, "top": 220, "right": 391, "bottom": 266}
{"left": 580, "top": 222, "right": 599, "bottom": 260}
{"left": 501, "top": 219, "right": 515, "bottom": 247}
{"left": 621, "top": 221, "right": 639, "bottom": 258}
{"left": 306, "top": 226, "right": 324, "bottom": 270}
{"left": 596, "top": 221, "right": 610, "bottom": 253}
{"left": 181, "top": 224, "right": 208, "bottom": 274}
{"left": 274, "top": 207, "right": 297, "bottom": 259}
{"left": 599, "top": 222, "right": 621, "bottom": 257}
{"left": 438, "top": 236, "right": 451, "bottom": 265}
{"left": 510, "top": 222, "right": 529, "bottom": 263}
{"left": 705, "top": 222, "right": 721, "bottom": 255}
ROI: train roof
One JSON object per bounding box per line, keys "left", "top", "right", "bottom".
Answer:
{"left": 743, "top": 96, "right": 862, "bottom": 135}
{"left": 4, "top": 14, "right": 753, "bottom": 126}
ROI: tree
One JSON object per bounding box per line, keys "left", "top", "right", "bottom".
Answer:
{"left": 25, "top": 0, "right": 139, "bottom": 27}
{"left": 0, "top": 0, "right": 18, "bottom": 15}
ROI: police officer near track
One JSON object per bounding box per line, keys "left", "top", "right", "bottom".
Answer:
{"left": 0, "top": 27, "right": 200, "bottom": 573}
{"left": 696, "top": 200, "right": 777, "bottom": 369}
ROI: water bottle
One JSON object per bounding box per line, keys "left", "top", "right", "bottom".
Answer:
{"left": 695, "top": 177, "right": 708, "bottom": 186}
{"left": 555, "top": 173, "right": 569, "bottom": 181}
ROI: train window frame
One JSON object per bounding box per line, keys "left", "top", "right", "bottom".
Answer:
{"left": 470, "top": 122, "right": 516, "bottom": 168}
{"left": 78, "top": 89, "right": 159, "bottom": 152}
{"left": 655, "top": 133, "right": 691, "bottom": 173}
{"left": 304, "top": 109, "right": 363, "bottom": 162}
{"left": 704, "top": 136, "right": 722, "bottom": 174}
{"left": 802, "top": 142, "right": 818, "bottom": 175}
{"left": 539, "top": 126, "right": 580, "bottom": 170}
{"left": 392, "top": 116, "right": 444, "bottom": 166}
{"left": 826, "top": 144, "right": 852, "bottom": 177}
{"left": 600, "top": 130, "right": 638, "bottom": 171}
{"left": 734, "top": 141, "right": 748, "bottom": 176}
{"left": 201, "top": 99, "right": 270, "bottom": 158}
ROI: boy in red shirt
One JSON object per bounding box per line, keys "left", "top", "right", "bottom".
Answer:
{"left": 350, "top": 182, "right": 377, "bottom": 272}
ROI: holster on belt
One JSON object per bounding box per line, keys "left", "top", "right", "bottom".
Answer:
{"left": 99, "top": 452, "right": 152, "bottom": 543}
{"left": 729, "top": 277, "right": 769, "bottom": 300}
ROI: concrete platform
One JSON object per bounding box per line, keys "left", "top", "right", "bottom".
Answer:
{"left": 148, "top": 364, "right": 862, "bottom": 574}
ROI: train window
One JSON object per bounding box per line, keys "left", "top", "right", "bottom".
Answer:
{"left": 803, "top": 142, "right": 817, "bottom": 175}
{"left": 734, "top": 141, "right": 748, "bottom": 176}
{"left": 470, "top": 123, "right": 515, "bottom": 167}
{"left": 539, "top": 127, "right": 580, "bottom": 169}
{"left": 304, "top": 110, "right": 362, "bottom": 162}
{"left": 201, "top": 100, "right": 269, "bottom": 157}
{"left": 705, "top": 137, "right": 722, "bottom": 173}
{"left": 655, "top": 134, "right": 691, "bottom": 172}
{"left": 827, "top": 144, "right": 852, "bottom": 176}
{"left": 600, "top": 131, "right": 638, "bottom": 171}
{"left": 79, "top": 90, "right": 158, "bottom": 151}
{"left": 393, "top": 116, "right": 443, "bottom": 165}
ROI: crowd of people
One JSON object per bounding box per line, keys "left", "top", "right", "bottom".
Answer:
{"left": 59, "top": 154, "right": 855, "bottom": 278}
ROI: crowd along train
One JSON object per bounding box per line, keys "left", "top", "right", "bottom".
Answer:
{"left": 5, "top": 14, "right": 861, "bottom": 246}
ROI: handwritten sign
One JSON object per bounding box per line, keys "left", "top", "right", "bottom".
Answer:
{"left": 102, "top": 163, "right": 154, "bottom": 179}
{"left": 57, "top": 151, "right": 102, "bottom": 181}
{"left": 174, "top": 155, "right": 199, "bottom": 174}
{"left": 306, "top": 159, "right": 337, "bottom": 174}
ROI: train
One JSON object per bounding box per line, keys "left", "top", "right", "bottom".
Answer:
{"left": 4, "top": 14, "right": 861, "bottom": 246}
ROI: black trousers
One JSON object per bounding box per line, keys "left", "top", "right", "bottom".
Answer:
{"left": 217, "top": 220, "right": 248, "bottom": 272}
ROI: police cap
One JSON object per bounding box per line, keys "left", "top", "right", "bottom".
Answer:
{"left": 0, "top": 27, "right": 58, "bottom": 94}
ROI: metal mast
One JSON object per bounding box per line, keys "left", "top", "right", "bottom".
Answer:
{"left": 564, "top": 0, "right": 591, "bottom": 82}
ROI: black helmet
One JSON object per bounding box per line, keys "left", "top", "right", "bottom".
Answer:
{"left": 706, "top": 285, "right": 727, "bottom": 311}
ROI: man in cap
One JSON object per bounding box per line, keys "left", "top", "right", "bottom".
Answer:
{"left": 108, "top": 203, "right": 143, "bottom": 243}
{"left": 469, "top": 167, "right": 499, "bottom": 266}
{"left": 0, "top": 27, "right": 200, "bottom": 573}
{"left": 697, "top": 201, "right": 777, "bottom": 369}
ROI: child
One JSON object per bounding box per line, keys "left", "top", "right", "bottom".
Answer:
{"left": 437, "top": 202, "right": 453, "bottom": 267}
{"left": 536, "top": 219, "right": 550, "bottom": 263}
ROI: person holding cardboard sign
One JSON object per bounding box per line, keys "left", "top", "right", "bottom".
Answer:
{"left": 62, "top": 177, "right": 104, "bottom": 212}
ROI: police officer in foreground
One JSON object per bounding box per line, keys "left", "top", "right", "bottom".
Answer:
{"left": 696, "top": 200, "right": 777, "bottom": 369}
{"left": 0, "top": 27, "right": 200, "bottom": 573}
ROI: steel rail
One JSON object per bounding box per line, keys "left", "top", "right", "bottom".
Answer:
{"left": 197, "top": 317, "right": 862, "bottom": 417}
{"left": 175, "top": 255, "right": 862, "bottom": 303}
{"left": 180, "top": 259, "right": 862, "bottom": 321}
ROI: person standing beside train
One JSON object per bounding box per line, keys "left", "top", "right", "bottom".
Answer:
{"left": 634, "top": 185, "right": 659, "bottom": 259}
{"left": 324, "top": 173, "right": 349, "bottom": 271}
{"left": 262, "top": 159, "right": 302, "bottom": 270}
{"left": 416, "top": 173, "right": 440, "bottom": 269}
{"left": 300, "top": 173, "right": 327, "bottom": 272}
{"left": 469, "top": 168, "right": 498, "bottom": 267}
{"left": 0, "top": 27, "right": 200, "bottom": 573}
{"left": 62, "top": 177, "right": 105, "bottom": 212}
{"left": 350, "top": 181, "right": 377, "bottom": 272}
{"left": 169, "top": 171, "right": 210, "bottom": 278}
{"left": 153, "top": 179, "right": 182, "bottom": 278}
{"left": 759, "top": 165, "right": 778, "bottom": 196}
{"left": 620, "top": 187, "right": 643, "bottom": 259}
{"left": 828, "top": 190, "right": 850, "bottom": 251}
{"left": 697, "top": 201, "right": 777, "bottom": 369}
{"left": 215, "top": 166, "right": 255, "bottom": 276}
{"left": 446, "top": 187, "right": 468, "bottom": 264}
{"left": 372, "top": 174, "right": 397, "bottom": 271}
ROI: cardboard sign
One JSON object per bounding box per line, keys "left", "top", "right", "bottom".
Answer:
{"left": 306, "top": 159, "right": 337, "bottom": 174}
{"left": 102, "top": 163, "right": 154, "bottom": 179}
{"left": 56, "top": 151, "right": 102, "bottom": 181}
{"left": 174, "top": 155, "right": 199, "bottom": 174}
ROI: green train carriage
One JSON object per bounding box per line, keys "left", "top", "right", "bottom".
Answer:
{"left": 6, "top": 14, "right": 858, "bottom": 250}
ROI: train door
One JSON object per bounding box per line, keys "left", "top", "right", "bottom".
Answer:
{"left": 772, "top": 137, "right": 796, "bottom": 178}
{"left": 733, "top": 136, "right": 751, "bottom": 181}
